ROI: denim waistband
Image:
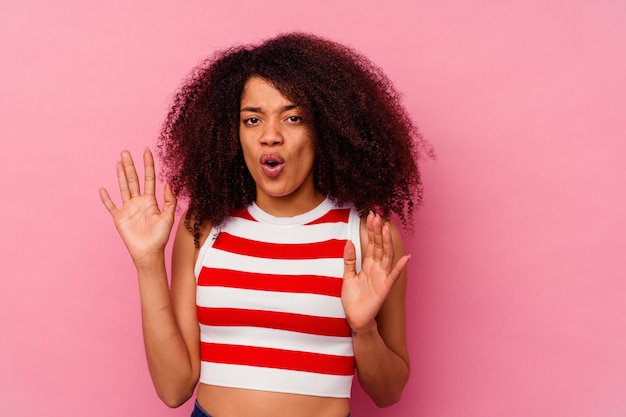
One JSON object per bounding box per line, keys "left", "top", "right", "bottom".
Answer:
{"left": 191, "top": 401, "right": 212, "bottom": 417}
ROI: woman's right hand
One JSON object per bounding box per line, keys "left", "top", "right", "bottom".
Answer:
{"left": 99, "top": 148, "right": 177, "bottom": 268}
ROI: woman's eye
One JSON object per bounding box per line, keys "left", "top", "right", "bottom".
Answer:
{"left": 286, "top": 116, "right": 302, "bottom": 123}
{"left": 244, "top": 117, "right": 260, "bottom": 125}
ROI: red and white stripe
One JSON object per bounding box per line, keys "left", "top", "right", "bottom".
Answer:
{"left": 194, "top": 199, "right": 361, "bottom": 398}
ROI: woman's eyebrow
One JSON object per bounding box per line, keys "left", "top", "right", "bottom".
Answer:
{"left": 240, "top": 104, "right": 299, "bottom": 113}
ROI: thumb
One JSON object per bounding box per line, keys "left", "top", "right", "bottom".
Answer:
{"left": 343, "top": 240, "right": 357, "bottom": 278}
{"left": 162, "top": 182, "right": 177, "bottom": 218}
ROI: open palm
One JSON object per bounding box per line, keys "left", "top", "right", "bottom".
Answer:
{"left": 99, "top": 149, "right": 176, "bottom": 267}
{"left": 341, "top": 213, "right": 410, "bottom": 333}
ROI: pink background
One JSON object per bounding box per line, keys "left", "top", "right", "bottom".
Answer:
{"left": 1, "top": 1, "right": 625, "bottom": 416}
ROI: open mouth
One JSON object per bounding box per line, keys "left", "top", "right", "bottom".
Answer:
{"left": 260, "top": 154, "right": 285, "bottom": 177}
{"left": 261, "top": 154, "right": 284, "bottom": 166}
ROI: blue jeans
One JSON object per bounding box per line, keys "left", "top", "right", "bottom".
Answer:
{"left": 191, "top": 401, "right": 213, "bottom": 417}
{"left": 190, "top": 400, "right": 351, "bottom": 416}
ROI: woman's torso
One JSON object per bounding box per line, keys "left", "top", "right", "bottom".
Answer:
{"left": 197, "top": 384, "right": 350, "bottom": 417}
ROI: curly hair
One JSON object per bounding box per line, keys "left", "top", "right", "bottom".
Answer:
{"left": 157, "top": 32, "right": 432, "bottom": 246}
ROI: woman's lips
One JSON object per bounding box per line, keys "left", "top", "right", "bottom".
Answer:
{"left": 260, "top": 153, "right": 285, "bottom": 178}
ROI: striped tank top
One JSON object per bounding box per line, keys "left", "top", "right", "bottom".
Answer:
{"left": 194, "top": 197, "right": 361, "bottom": 398}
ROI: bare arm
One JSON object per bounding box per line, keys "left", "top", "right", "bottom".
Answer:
{"left": 342, "top": 213, "right": 410, "bottom": 407}
{"left": 99, "top": 149, "right": 200, "bottom": 407}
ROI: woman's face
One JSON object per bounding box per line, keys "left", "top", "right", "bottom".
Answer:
{"left": 239, "top": 76, "right": 323, "bottom": 215}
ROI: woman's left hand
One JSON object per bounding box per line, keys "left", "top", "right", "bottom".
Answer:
{"left": 341, "top": 212, "right": 410, "bottom": 333}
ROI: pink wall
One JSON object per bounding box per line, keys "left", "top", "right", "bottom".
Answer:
{"left": 1, "top": 1, "right": 625, "bottom": 416}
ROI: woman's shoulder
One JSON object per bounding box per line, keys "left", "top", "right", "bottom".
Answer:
{"left": 174, "top": 211, "right": 214, "bottom": 255}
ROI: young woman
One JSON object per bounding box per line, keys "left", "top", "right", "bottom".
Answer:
{"left": 100, "top": 32, "right": 429, "bottom": 417}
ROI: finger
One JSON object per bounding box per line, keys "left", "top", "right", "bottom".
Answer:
{"left": 385, "top": 254, "right": 410, "bottom": 287}
{"left": 98, "top": 187, "right": 119, "bottom": 215}
{"left": 162, "top": 182, "right": 177, "bottom": 220}
{"left": 343, "top": 240, "right": 358, "bottom": 278}
{"left": 121, "top": 150, "right": 141, "bottom": 199}
{"left": 380, "top": 221, "right": 396, "bottom": 272}
{"left": 116, "top": 160, "right": 131, "bottom": 203}
{"left": 372, "top": 214, "right": 384, "bottom": 262}
{"left": 364, "top": 211, "right": 376, "bottom": 260}
{"left": 143, "top": 147, "right": 156, "bottom": 196}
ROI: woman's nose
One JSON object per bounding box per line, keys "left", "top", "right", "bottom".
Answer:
{"left": 260, "top": 120, "right": 283, "bottom": 146}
